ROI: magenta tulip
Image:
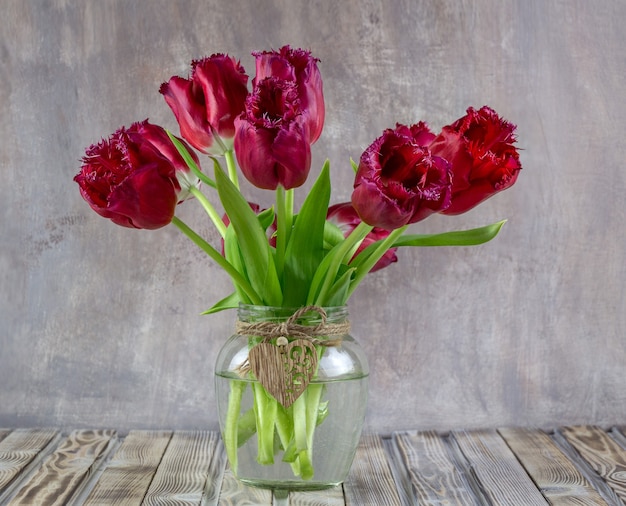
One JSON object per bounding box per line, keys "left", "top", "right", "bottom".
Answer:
{"left": 74, "top": 120, "right": 199, "bottom": 229}
{"left": 428, "top": 106, "right": 522, "bottom": 214}
{"left": 160, "top": 54, "right": 249, "bottom": 154}
{"left": 253, "top": 45, "right": 324, "bottom": 144}
{"left": 327, "top": 203, "right": 398, "bottom": 272}
{"left": 234, "top": 77, "right": 311, "bottom": 190}
{"left": 351, "top": 124, "right": 452, "bottom": 230}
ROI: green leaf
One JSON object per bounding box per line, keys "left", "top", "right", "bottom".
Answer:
{"left": 223, "top": 224, "right": 250, "bottom": 303}
{"left": 392, "top": 220, "right": 507, "bottom": 247}
{"left": 325, "top": 267, "right": 356, "bottom": 306}
{"left": 201, "top": 292, "right": 240, "bottom": 315}
{"left": 257, "top": 206, "right": 276, "bottom": 231}
{"left": 282, "top": 161, "right": 331, "bottom": 305}
{"left": 323, "top": 221, "right": 345, "bottom": 250}
{"left": 215, "top": 164, "right": 282, "bottom": 306}
{"left": 309, "top": 221, "right": 372, "bottom": 306}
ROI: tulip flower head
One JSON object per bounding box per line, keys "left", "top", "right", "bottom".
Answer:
{"left": 429, "top": 106, "right": 521, "bottom": 214}
{"left": 253, "top": 45, "right": 325, "bottom": 144}
{"left": 74, "top": 120, "right": 199, "bottom": 229}
{"left": 352, "top": 124, "right": 452, "bottom": 230}
{"left": 160, "top": 54, "right": 249, "bottom": 155}
{"left": 234, "top": 77, "right": 311, "bottom": 190}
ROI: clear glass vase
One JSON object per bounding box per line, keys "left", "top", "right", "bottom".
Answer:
{"left": 215, "top": 304, "right": 369, "bottom": 496}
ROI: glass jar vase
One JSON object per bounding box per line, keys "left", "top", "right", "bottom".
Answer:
{"left": 214, "top": 304, "right": 369, "bottom": 495}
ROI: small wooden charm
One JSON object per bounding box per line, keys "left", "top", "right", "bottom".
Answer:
{"left": 248, "top": 339, "right": 318, "bottom": 407}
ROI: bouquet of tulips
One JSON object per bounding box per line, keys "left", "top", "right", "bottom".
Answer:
{"left": 74, "top": 46, "right": 521, "bottom": 479}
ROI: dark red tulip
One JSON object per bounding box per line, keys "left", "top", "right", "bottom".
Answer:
{"left": 352, "top": 124, "right": 452, "bottom": 230}
{"left": 234, "top": 77, "right": 311, "bottom": 190}
{"left": 428, "top": 106, "right": 521, "bottom": 214}
{"left": 160, "top": 54, "right": 249, "bottom": 154}
{"left": 253, "top": 45, "right": 324, "bottom": 144}
{"left": 74, "top": 120, "right": 199, "bottom": 229}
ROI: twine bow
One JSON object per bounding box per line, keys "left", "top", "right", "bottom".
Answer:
{"left": 235, "top": 305, "right": 350, "bottom": 346}
{"left": 235, "top": 306, "right": 350, "bottom": 377}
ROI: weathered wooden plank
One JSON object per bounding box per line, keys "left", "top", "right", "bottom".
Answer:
{"left": 83, "top": 430, "right": 172, "bottom": 506}
{"left": 0, "top": 428, "right": 60, "bottom": 501}
{"left": 393, "top": 430, "right": 479, "bottom": 505}
{"left": 0, "top": 430, "right": 11, "bottom": 444}
{"left": 452, "top": 429, "right": 548, "bottom": 505}
{"left": 560, "top": 426, "right": 626, "bottom": 503}
{"left": 8, "top": 429, "right": 115, "bottom": 505}
{"left": 142, "top": 430, "right": 219, "bottom": 505}
{"left": 499, "top": 427, "right": 609, "bottom": 505}
{"left": 217, "top": 466, "right": 272, "bottom": 505}
{"left": 201, "top": 437, "right": 227, "bottom": 506}
{"left": 343, "top": 434, "right": 401, "bottom": 506}
{"left": 288, "top": 486, "right": 345, "bottom": 506}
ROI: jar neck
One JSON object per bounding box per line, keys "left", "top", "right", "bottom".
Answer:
{"left": 237, "top": 304, "right": 348, "bottom": 324}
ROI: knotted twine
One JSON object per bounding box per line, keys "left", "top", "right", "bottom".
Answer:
{"left": 234, "top": 306, "right": 350, "bottom": 406}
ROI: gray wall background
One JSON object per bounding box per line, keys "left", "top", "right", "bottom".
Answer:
{"left": 1, "top": 0, "right": 624, "bottom": 433}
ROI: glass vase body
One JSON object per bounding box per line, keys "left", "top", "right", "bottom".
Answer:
{"left": 214, "top": 304, "right": 369, "bottom": 492}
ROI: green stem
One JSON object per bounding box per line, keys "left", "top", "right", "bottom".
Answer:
{"left": 237, "top": 408, "right": 257, "bottom": 447}
{"left": 224, "top": 150, "right": 239, "bottom": 190}
{"left": 276, "top": 404, "right": 301, "bottom": 475}
{"left": 188, "top": 186, "right": 227, "bottom": 238}
{"left": 171, "top": 216, "right": 262, "bottom": 305}
{"left": 275, "top": 186, "right": 293, "bottom": 279}
{"left": 224, "top": 380, "right": 246, "bottom": 474}
{"left": 253, "top": 383, "right": 277, "bottom": 465}
{"left": 305, "top": 383, "right": 324, "bottom": 465}
{"left": 293, "top": 392, "right": 314, "bottom": 480}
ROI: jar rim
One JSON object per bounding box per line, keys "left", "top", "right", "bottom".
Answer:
{"left": 237, "top": 304, "right": 349, "bottom": 324}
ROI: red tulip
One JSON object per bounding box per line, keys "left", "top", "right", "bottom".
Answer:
{"left": 428, "top": 106, "right": 521, "bottom": 214}
{"left": 234, "top": 77, "right": 311, "bottom": 190}
{"left": 351, "top": 124, "right": 452, "bottom": 230}
{"left": 253, "top": 45, "right": 324, "bottom": 143}
{"left": 327, "top": 203, "right": 398, "bottom": 272}
{"left": 74, "top": 120, "right": 199, "bottom": 229}
{"left": 160, "top": 54, "right": 249, "bottom": 154}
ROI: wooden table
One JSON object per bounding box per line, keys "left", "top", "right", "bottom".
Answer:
{"left": 1, "top": 426, "right": 625, "bottom": 505}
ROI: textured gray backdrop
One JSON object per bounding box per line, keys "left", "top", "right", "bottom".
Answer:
{"left": 1, "top": 0, "right": 624, "bottom": 433}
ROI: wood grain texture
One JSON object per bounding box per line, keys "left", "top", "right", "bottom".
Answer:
{"left": 393, "top": 430, "right": 479, "bottom": 505}
{"left": 8, "top": 429, "right": 115, "bottom": 505}
{"left": 287, "top": 486, "right": 345, "bottom": 506}
{"left": 560, "top": 426, "right": 626, "bottom": 503}
{"left": 343, "top": 434, "right": 401, "bottom": 506}
{"left": 201, "top": 437, "right": 227, "bottom": 506}
{"left": 142, "top": 430, "right": 220, "bottom": 505}
{"left": 0, "top": 428, "right": 60, "bottom": 500}
{"left": 452, "top": 429, "right": 548, "bottom": 505}
{"left": 83, "top": 430, "right": 172, "bottom": 506}
{"left": 499, "top": 427, "right": 609, "bottom": 505}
